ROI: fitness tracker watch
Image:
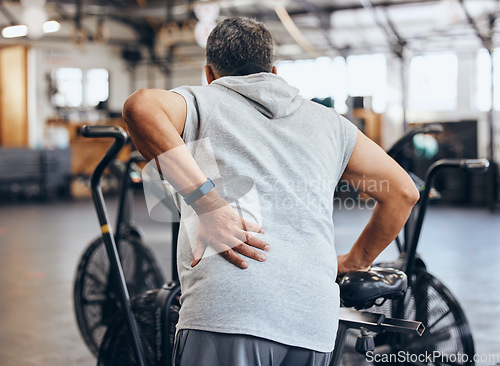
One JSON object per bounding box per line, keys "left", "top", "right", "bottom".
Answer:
{"left": 183, "top": 178, "right": 215, "bottom": 205}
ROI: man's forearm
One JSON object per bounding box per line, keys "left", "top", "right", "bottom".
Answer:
{"left": 345, "top": 198, "right": 415, "bottom": 269}
{"left": 338, "top": 131, "right": 420, "bottom": 273}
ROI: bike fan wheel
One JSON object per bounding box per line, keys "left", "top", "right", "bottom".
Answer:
{"left": 97, "top": 287, "right": 181, "bottom": 366}
{"left": 340, "top": 269, "right": 475, "bottom": 366}
{"left": 74, "top": 235, "right": 165, "bottom": 356}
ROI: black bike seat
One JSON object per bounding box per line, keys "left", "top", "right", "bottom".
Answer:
{"left": 338, "top": 267, "right": 407, "bottom": 310}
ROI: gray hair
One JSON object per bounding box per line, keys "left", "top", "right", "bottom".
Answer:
{"left": 206, "top": 17, "right": 274, "bottom": 77}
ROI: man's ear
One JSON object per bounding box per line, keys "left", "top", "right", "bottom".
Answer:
{"left": 272, "top": 66, "right": 277, "bottom": 75}
{"left": 205, "top": 65, "right": 217, "bottom": 84}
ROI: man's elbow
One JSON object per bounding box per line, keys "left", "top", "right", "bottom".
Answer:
{"left": 122, "top": 89, "right": 151, "bottom": 128}
{"left": 397, "top": 180, "right": 420, "bottom": 209}
{"left": 377, "top": 174, "right": 420, "bottom": 209}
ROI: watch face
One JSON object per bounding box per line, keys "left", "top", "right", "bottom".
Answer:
{"left": 200, "top": 178, "right": 215, "bottom": 195}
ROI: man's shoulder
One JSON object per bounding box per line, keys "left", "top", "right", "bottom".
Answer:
{"left": 173, "top": 84, "right": 228, "bottom": 103}
{"left": 173, "top": 83, "right": 222, "bottom": 94}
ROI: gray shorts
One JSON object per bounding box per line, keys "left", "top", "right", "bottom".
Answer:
{"left": 173, "top": 329, "right": 333, "bottom": 366}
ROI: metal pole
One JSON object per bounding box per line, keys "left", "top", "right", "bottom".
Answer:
{"left": 487, "top": 15, "right": 498, "bottom": 211}
{"left": 171, "top": 221, "right": 180, "bottom": 282}
{"left": 459, "top": 1, "right": 498, "bottom": 210}
{"left": 401, "top": 51, "right": 408, "bottom": 133}
{"left": 490, "top": 50, "right": 494, "bottom": 165}
{"left": 488, "top": 47, "right": 497, "bottom": 210}
{"left": 165, "top": 0, "right": 174, "bottom": 90}
{"left": 330, "top": 325, "right": 347, "bottom": 366}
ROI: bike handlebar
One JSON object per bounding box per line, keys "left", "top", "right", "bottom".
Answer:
{"left": 427, "top": 158, "right": 490, "bottom": 173}
{"left": 80, "top": 126, "right": 127, "bottom": 189}
{"left": 387, "top": 124, "right": 443, "bottom": 158}
{"left": 411, "top": 124, "right": 444, "bottom": 136}
{"left": 80, "top": 125, "right": 127, "bottom": 140}
{"left": 405, "top": 158, "right": 490, "bottom": 277}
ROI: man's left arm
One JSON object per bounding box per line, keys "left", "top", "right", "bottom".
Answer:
{"left": 337, "top": 130, "right": 420, "bottom": 275}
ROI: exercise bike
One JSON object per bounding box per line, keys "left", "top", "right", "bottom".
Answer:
{"left": 73, "top": 135, "right": 165, "bottom": 356}
{"left": 340, "top": 125, "right": 489, "bottom": 365}
{"left": 79, "top": 125, "right": 425, "bottom": 366}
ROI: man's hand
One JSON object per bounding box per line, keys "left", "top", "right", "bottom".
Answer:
{"left": 192, "top": 203, "right": 270, "bottom": 269}
{"left": 337, "top": 253, "right": 370, "bottom": 277}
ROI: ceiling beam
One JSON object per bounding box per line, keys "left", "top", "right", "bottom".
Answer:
{"left": 458, "top": 0, "right": 493, "bottom": 51}
{"left": 287, "top": 0, "right": 441, "bottom": 17}
{"left": 0, "top": 3, "right": 18, "bottom": 26}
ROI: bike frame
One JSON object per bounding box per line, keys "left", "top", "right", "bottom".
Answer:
{"left": 114, "top": 149, "right": 144, "bottom": 240}
{"left": 81, "top": 126, "right": 149, "bottom": 366}
{"left": 330, "top": 308, "right": 424, "bottom": 366}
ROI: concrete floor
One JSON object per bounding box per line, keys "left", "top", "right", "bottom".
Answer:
{"left": 0, "top": 193, "right": 499, "bottom": 365}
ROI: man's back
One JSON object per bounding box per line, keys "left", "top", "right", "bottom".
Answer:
{"left": 172, "top": 72, "right": 357, "bottom": 352}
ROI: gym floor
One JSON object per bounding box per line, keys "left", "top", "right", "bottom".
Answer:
{"left": 0, "top": 193, "right": 499, "bottom": 366}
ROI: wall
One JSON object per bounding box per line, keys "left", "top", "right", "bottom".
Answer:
{"left": 27, "top": 42, "right": 127, "bottom": 147}
{"left": 0, "top": 46, "right": 28, "bottom": 147}
{"left": 26, "top": 41, "right": 206, "bottom": 148}
{"left": 383, "top": 50, "right": 500, "bottom": 164}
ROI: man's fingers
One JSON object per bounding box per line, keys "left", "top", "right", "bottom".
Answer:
{"left": 193, "top": 213, "right": 268, "bottom": 269}
{"left": 240, "top": 218, "right": 265, "bottom": 234}
{"left": 216, "top": 238, "right": 267, "bottom": 266}
{"left": 191, "top": 239, "right": 207, "bottom": 267}
{"left": 219, "top": 248, "right": 249, "bottom": 269}
{"left": 242, "top": 232, "right": 270, "bottom": 251}
{"left": 232, "top": 243, "right": 267, "bottom": 262}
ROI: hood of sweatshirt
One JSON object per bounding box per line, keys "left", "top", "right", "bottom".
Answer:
{"left": 211, "top": 73, "right": 302, "bottom": 119}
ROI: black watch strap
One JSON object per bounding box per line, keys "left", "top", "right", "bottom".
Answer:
{"left": 183, "top": 178, "right": 215, "bottom": 206}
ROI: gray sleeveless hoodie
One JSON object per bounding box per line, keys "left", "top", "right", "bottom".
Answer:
{"left": 172, "top": 72, "right": 357, "bottom": 352}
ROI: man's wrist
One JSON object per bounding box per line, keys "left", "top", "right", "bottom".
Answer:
{"left": 190, "top": 189, "right": 228, "bottom": 215}
{"left": 183, "top": 178, "right": 215, "bottom": 206}
{"left": 344, "top": 249, "right": 372, "bottom": 270}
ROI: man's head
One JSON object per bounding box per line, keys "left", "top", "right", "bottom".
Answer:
{"left": 205, "top": 17, "right": 275, "bottom": 81}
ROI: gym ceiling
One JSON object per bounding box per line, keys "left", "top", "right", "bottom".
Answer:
{"left": 1, "top": 0, "right": 499, "bottom": 64}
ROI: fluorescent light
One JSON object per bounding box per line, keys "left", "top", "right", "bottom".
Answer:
{"left": 1, "top": 21, "right": 59, "bottom": 39}
{"left": 43, "top": 20, "right": 60, "bottom": 33}
{"left": 2, "top": 25, "right": 28, "bottom": 38}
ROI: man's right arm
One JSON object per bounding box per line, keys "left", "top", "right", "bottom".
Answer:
{"left": 123, "top": 89, "right": 269, "bottom": 269}
{"left": 337, "top": 130, "right": 420, "bottom": 275}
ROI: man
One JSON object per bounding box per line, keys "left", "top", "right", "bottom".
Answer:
{"left": 123, "top": 16, "right": 419, "bottom": 366}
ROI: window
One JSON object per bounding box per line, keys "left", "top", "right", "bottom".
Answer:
{"left": 408, "top": 53, "right": 458, "bottom": 111}
{"left": 276, "top": 57, "right": 341, "bottom": 99}
{"left": 52, "top": 68, "right": 83, "bottom": 108}
{"left": 475, "top": 48, "right": 500, "bottom": 111}
{"left": 276, "top": 57, "right": 348, "bottom": 113}
{"left": 85, "top": 68, "right": 109, "bottom": 107}
{"left": 276, "top": 54, "right": 387, "bottom": 114}
{"left": 346, "top": 54, "right": 387, "bottom": 113}
{"left": 51, "top": 67, "right": 109, "bottom": 108}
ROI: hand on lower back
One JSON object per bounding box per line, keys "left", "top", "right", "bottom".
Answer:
{"left": 192, "top": 203, "right": 270, "bottom": 269}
